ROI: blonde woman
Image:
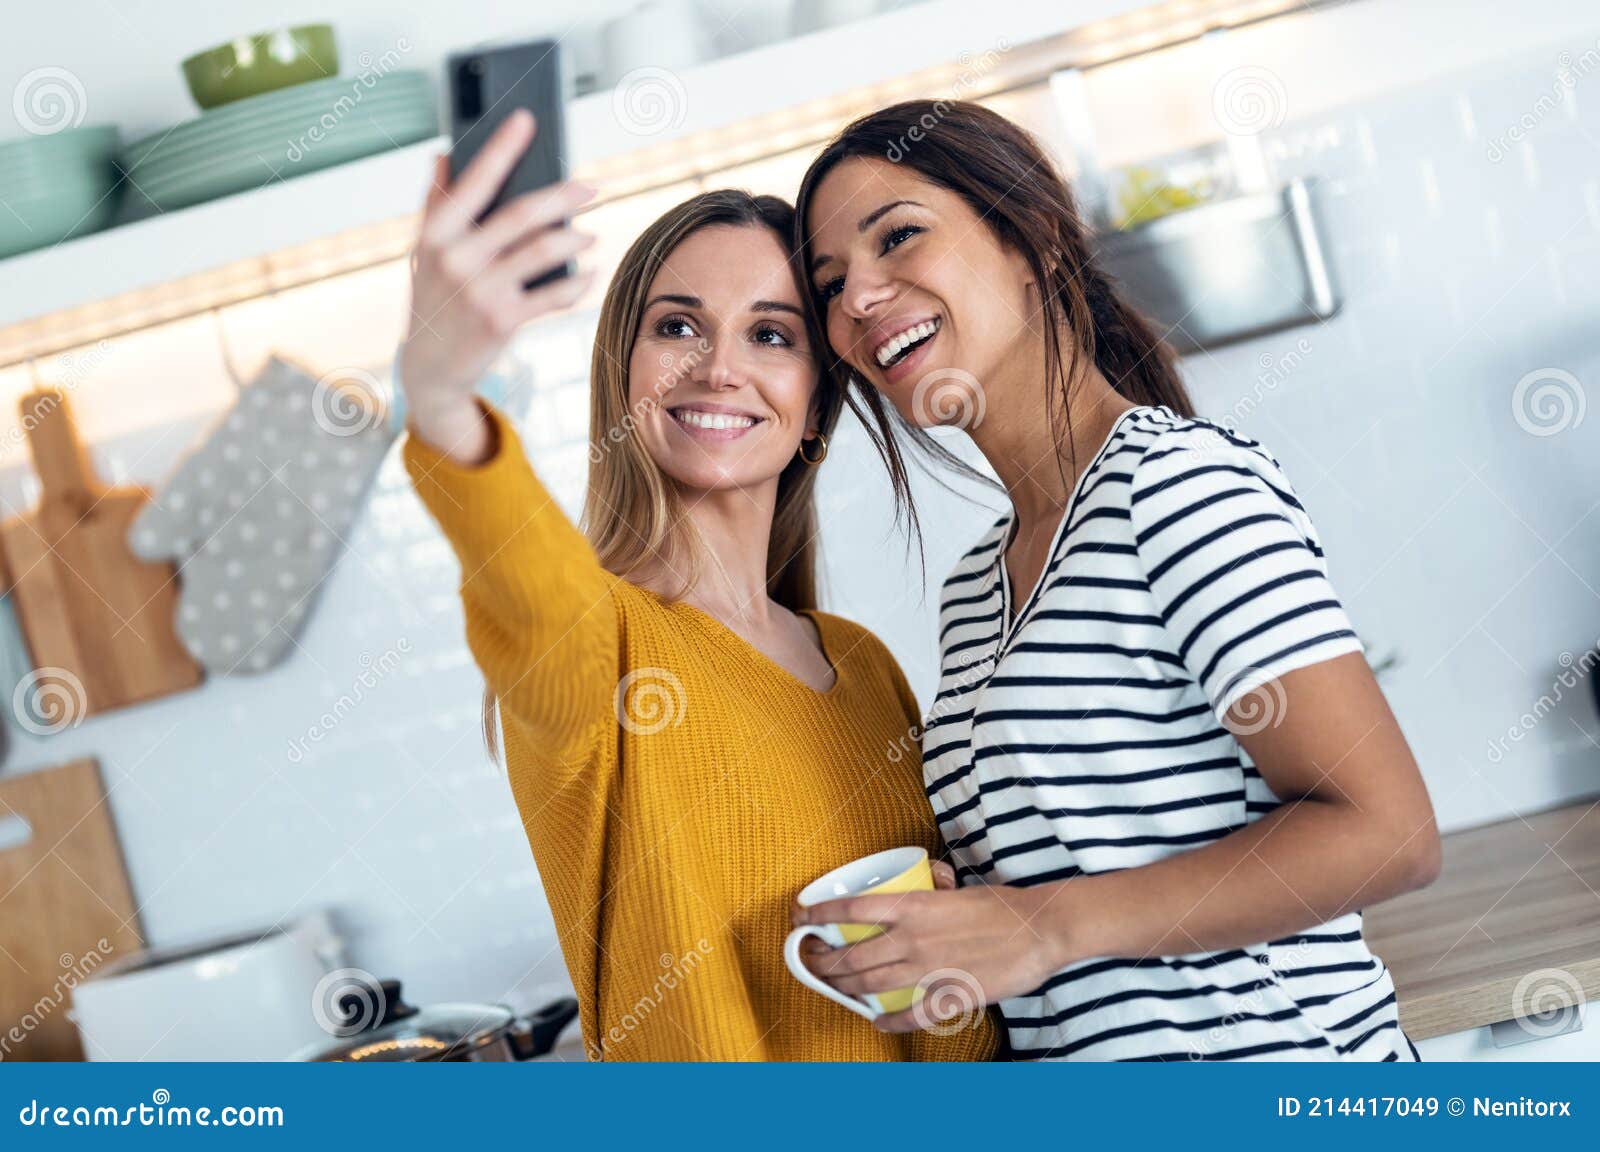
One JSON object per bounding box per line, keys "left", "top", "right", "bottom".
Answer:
{"left": 398, "top": 111, "right": 997, "bottom": 1061}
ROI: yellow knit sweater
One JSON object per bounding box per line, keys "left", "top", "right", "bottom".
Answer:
{"left": 404, "top": 406, "right": 997, "bottom": 1062}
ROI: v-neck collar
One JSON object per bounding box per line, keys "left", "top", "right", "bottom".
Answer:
{"left": 995, "top": 406, "right": 1148, "bottom": 648}
{"left": 637, "top": 587, "right": 846, "bottom": 699}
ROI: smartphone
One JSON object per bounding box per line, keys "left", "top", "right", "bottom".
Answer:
{"left": 446, "top": 39, "right": 571, "bottom": 290}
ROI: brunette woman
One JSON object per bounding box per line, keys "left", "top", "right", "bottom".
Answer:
{"left": 792, "top": 100, "right": 1439, "bottom": 1061}
{"left": 399, "top": 111, "right": 996, "bottom": 1061}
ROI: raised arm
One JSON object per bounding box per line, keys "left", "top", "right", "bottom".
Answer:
{"left": 405, "top": 406, "right": 617, "bottom": 761}
{"left": 398, "top": 110, "right": 615, "bottom": 761}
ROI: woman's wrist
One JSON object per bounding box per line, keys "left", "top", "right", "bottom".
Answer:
{"left": 406, "top": 392, "right": 494, "bottom": 467}
{"left": 1028, "top": 875, "right": 1111, "bottom": 970}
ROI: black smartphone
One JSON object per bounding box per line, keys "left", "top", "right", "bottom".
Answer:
{"left": 446, "top": 39, "right": 571, "bottom": 290}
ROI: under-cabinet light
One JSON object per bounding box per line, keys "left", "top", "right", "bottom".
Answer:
{"left": 0, "top": 0, "right": 1329, "bottom": 367}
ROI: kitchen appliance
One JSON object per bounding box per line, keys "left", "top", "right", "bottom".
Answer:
{"left": 0, "top": 388, "right": 202, "bottom": 717}
{"left": 1093, "top": 179, "right": 1339, "bottom": 352}
{"left": 0, "top": 758, "right": 143, "bottom": 1061}
{"left": 292, "top": 978, "right": 580, "bottom": 1062}
{"left": 69, "top": 911, "right": 345, "bottom": 1061}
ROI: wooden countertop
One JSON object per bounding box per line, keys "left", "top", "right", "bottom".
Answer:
{"left": 1365, "top": 796, "right": 1600, "bottom": 1040}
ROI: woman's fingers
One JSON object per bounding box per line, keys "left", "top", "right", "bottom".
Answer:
{"left": 502, "top": 269, "right": 596, "bottom": 330}
{"left": 495, "top": 224, "right": 595, "bottom": 288}
{"left": 809, "top": 934, "right": 900, "bottom": 978}
{"left": 422, "top": 153, "right": 451, "bottom": 214}
{"left": 468, "top": 181, "right": 596, "bottom": 263}
{"left": 872, "top": 973, "right": 990, "bottom": 1034}
{"left": 826, "top": 962, "right": 924, "bottom": 998}
{"left": 423, "top": 109, "right": 535, "bottom": 241}
{"left": 793, "top": 892, "right": 909, "bottom": 929}
{"left": 869, "top": 1006, "right": 923, "bottom": 1034}
{"left": 932, "top": 860, "right": 957, "bottom": 890}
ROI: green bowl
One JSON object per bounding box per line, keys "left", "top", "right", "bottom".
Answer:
{"left": 181, "top": 24, "right": 338, "bottom": 110}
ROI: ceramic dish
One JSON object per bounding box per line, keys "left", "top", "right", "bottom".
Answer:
{"left": 182, "top": 24, "right": 338, "bottom": 109}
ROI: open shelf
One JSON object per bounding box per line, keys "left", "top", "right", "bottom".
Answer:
{"left": 0, "top": 0, "right": 1321, "bottom": 363}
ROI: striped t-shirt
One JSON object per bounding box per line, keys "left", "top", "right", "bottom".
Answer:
{"left": 926, "top": 405, "right": 1417, "bottom": 1061}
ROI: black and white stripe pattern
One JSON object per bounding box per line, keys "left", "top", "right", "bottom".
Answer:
{"left": 927, "top": 406, "right": 1416, "bottom": 1062}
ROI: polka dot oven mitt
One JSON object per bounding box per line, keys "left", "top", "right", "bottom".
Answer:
{"left": 130, "top": 356, "right": 396, "bottom": 674}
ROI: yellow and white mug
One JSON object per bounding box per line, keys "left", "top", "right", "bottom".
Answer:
{"left": 784, "top": 846, "right": 931, "bottom": 1020}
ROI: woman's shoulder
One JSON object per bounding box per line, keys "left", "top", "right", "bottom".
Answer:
{"left": 1119, "top": 406, "right": 1304, "bottom": 510}
{"left": 940, "top": 517, "right": 1009, "bottom": 598}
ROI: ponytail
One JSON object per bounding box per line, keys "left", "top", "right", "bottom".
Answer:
{"left": 1080, "top": 264, "right": 1194, "bottom": 417}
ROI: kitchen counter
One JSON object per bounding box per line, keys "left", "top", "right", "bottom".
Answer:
{"left": 1365, "top": 797, "right": 1600, "bottom": 1041}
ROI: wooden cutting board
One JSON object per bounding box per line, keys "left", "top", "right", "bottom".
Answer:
{"left": 0, "top": 758, "right": 143, "bottom": 1060}
{"left": 0, "top": 388, "right": 201, "bottom": 719}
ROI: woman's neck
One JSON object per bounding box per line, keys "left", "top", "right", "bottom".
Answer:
{"left": 633, "top": 480, "right": 780, "bottom": 627}
{"left": 969, "top": 348, "right": 1137, "bottom": 532}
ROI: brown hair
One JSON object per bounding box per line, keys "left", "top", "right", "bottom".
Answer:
{"left": 794, "top": 100, "right": 1193, "bottom": 540}
{"left": 484, "top": 189, "right": 842, "bottom": 758}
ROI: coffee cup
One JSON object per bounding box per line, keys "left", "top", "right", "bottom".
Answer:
{"left": 783, "top": 846, "right": 930, "bottom": 1020}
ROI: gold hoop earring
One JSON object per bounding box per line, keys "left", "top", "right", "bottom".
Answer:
{"left": 798, "top": 432, "right": 828, "bottom": 465}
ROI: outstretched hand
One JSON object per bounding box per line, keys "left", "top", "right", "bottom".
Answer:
{"left": 399, "top": 109, "right": 597, "bottom": 463}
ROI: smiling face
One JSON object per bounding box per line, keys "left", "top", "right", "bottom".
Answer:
{"left": 626, "top": 223, "right": 819, "bottom": 496}
{"left": 805, "top": 157, "right": 1038, "bottom": 428}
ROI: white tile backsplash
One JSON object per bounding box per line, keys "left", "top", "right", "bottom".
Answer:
{"left": 1165, "top": 37, "right": 1600, "bottom": 832}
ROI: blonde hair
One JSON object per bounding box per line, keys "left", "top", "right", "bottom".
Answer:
{"left": 483, "top": 189, "right": 844, "bottom": 758}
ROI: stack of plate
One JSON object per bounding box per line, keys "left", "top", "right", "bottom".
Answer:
{"left": 0, "top": 125, "right": 121, "bottom": 259}
{"left": 118, "top": 69, "right": 436, "bottom": 221}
